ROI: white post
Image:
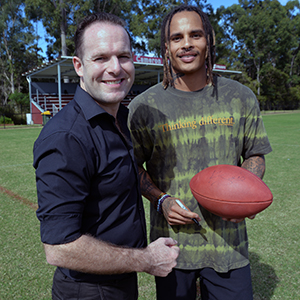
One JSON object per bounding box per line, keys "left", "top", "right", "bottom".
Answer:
{"left": 57, "top": 63, "right": 62, "bottom": 110}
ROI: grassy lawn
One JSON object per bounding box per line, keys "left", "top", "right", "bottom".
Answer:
{"left": 247, "top": 112, "right": 300, "bottom": 300}
{"left": 0, "top": 111, "right": 299, "bottom": 299}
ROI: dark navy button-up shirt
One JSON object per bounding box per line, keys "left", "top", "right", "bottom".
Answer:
{"left": 33, "top": 86, "right": 147, "bottom": 283}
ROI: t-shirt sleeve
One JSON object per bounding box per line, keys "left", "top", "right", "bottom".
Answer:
{"left": 242, "top": 89, "right": 272, "bottom": 159}
{"left": 33, "top": 132, "right": 94, "bottom": 245}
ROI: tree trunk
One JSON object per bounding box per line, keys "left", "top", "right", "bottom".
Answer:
{"left": 3, "top": 31, "right": 15, "bottom": 95}
{"left": 253, "top": 57, "right": 261, "bottom": 96}
{"left": 257, "top": 64, "right": 260, "bottom": 96}
{"left": 290, "top": 44, "right": 300, "bottom": 81}
{"left": 60, "top": 0, "right": 67, "bottom": 56}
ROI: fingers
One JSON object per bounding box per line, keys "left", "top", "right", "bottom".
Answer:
{"left": 145, "top": 237, "right": 179, "bottom": 277}
{"left": 222, "top": 214, "right": 257, "bottom": 223}
{"left": 222, "top": 217, "right": 245, "bottom": 223}
{"left": 248, "top": 214, "right": 256, "bottom": 220}
{"left": 162, "top": 198, "right": 200, "bottom": 226}
{"left": 163, "top": 237, "right": 178, "bottom": 247}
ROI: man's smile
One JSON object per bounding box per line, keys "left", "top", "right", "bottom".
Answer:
{"left": 177, "top": 50, "right": 199, "bottom": 58}
{"left": 102, "top": 79, "right": 123, "bottom": 85}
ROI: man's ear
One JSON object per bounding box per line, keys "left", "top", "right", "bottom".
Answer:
{"left": 73, "top": 56, "right": 83, "bottom": 77}
{"left": 165, "top": 43, "right": 169, "bottom": 59}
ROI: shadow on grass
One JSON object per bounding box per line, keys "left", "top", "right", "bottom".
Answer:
{"left": 250, "top": 252, "right": 279, "bottom": 300}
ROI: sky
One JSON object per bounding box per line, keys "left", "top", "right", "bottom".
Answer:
{"left": 208, "top": 0, "right": 289, "bottom": 9}
{"left": 207, "top": 0, "right": 239, "bottom": 9}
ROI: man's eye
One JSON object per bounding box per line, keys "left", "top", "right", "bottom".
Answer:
{"left": 172, "top": 36, "right": 181, "bottom": 42}
{"left": 193, "top": 34, "right": 203, "bottom": 39}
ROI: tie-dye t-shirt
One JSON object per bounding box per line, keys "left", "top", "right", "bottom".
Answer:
{"left": 128, "top": 76, "right": 272, "bottom": 272}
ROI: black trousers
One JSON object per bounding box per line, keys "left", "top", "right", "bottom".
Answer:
{"left": 52, "top": 268, "right": 138, "bottom": 300}
{"left": 156, "top": 265, "right": 253, "bottom": 300}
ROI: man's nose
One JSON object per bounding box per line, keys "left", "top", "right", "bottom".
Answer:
{"left": 107, "top": 56, "right": 121, "bottom": 75}
{"left": 182, "top": 36, "right": 193, "bottom": 50}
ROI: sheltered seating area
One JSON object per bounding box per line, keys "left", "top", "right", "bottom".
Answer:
{"left": 23, "top": 55, "right": 241, "bottom": 124}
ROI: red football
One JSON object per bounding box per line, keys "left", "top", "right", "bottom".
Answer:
{"left": 190, "top": 165, "right": 273, "bottom": 219}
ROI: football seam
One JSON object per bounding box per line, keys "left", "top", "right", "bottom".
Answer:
{"left": 191, "top": 190, "right": 273, "bottom": 204}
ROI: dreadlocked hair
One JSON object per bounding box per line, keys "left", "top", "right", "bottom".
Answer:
{"left": 160, "top": 5, "right": 216, "bottom": 89}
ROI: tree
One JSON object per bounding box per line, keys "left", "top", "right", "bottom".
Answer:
{"left": 25, "top": 0, "right": 75, "bottom": 58}
{"left": 24, "top": 0, "right": 144, "bottom": 59}
{"left": 7, "top": 92, "right": 30, "bottom": 124}
{"left": 285, "top": 0, "right": 300, "bottom": 85}
{"left": 0, "top": 0, "right": 42, "bottom": 106}
{"left": 1, "top": 0, "right": 298, "bottom": 112}
{"left": 24, "top": 0, "right": 213, "bottom": 59}
{"left": 222, "top": 0, "right": 295, "bottom": 95}
{"left": 130, "top": 0, "right": 212, "bottom": 56}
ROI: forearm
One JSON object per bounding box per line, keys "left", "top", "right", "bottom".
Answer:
{"left": 138, "top": 166, "right": 162, "bottom": 207}
{"left": 241, "top": 155, "right": 265, "bottom": 179}
{"left": 44, "top": 235, "right": 148, "bottom": 275}
{"left": 44, "top": 235, "right": 179, "bottom": 277}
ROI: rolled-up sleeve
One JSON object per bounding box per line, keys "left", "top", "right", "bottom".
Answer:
{"left": 33, "top": 131, "right": 94, "bottom": 245}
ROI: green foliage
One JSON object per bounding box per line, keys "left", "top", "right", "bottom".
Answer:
{"left": 0, "top": 92, "right": 30, "bottom": 125}
{"left": 8, "top": 92, "right": 30, "bottom": 110}
{"left": 0, "top": 0, "right": 43, "bottom": 106}
{"left": 24, "top": 0, "right": 145, "bottom": 58}
{"left": 219, "top": 0, "right": 300, "bottom": 109}
{"left": 133, "top": 0, "right": 212, "bottom": 56}
{"left": 0, "top": 116, "right": 14, "bottom": 124}
{"left": 260, "top": 63, "right": 289, "bottom": 107}
{"left": 222, "top": 0, "right": 288, "bottom": 91}
{"left": 288, "top": 86, "right": 300, "bottom": 109}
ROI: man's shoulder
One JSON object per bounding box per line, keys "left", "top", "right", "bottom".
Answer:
{"left": 130, "top": 83, "right": 164, "bottom": 105}
{"left": 41, "top": 100, "right": 79, "bottom": 131}
{"left": 140, "top": 82, "right": 164, "bottom": 95}
{"left": 216, "top": 76, "right": 254, "bottom": 95}
{"left": 33, "top": 93, "right": 95, "bottom": 154}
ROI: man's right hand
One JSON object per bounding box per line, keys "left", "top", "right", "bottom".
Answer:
{"left": 162, "top": 197, "right": 201, "bottom": 226}
{"left": 143, "top": 237, "right": 179, "bottom": 277}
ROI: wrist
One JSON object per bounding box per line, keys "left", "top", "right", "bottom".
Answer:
{"left": 156, "top": 193, "right": 171, "bottom": 214}
{"left": 154, "top": 192, "right": 164, "bottom": 210}
{"left": 131, "top": 247, "right": 149, "bottom": 273}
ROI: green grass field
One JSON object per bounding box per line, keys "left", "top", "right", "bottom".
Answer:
{"left": 0, "top": 112, "right": 299, "bottom": 300}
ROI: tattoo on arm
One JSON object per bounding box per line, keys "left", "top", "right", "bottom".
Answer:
{"left": 241, "top": 155, "right": 266, "bottom": 179}
{"left": 138, "top": 166, "right": 161, "bottom": 206}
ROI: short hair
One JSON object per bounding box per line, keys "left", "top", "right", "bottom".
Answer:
{"left": 74, "top": 12, "right": 132, "bottom": 59}
{"left": 161, "top": 5, "right": 216, "bottom": 89}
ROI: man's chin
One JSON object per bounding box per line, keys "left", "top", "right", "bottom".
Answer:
{"left": 93, "top": 93, "right": 126, "bottom": 105}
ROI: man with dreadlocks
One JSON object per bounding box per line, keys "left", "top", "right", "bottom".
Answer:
{"left": 128, "top": 4, "right": 272, "bottom": 300}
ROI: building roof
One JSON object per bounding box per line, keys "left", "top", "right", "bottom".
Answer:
{"left": 23, "top": 55, "right": 241, "bottom": 84}
{"left": 23, "top": 55, "right": 165, "bottom": 85}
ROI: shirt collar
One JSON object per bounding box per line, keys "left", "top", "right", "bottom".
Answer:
{"left": 73, "top": 85, "right": 129, "bottom": 121}
{"left": 73, "top": 85, "right": 107, "bottom": 120}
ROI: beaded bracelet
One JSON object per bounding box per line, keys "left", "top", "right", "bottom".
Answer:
{"left": 157, "top": 193, "right": 171, "bottom": 215}
{"left": 154, "top": 192, "right": 164, "bottom": 210}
